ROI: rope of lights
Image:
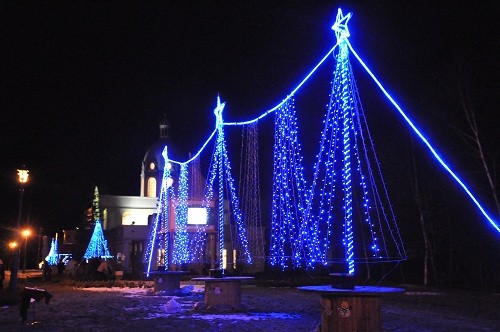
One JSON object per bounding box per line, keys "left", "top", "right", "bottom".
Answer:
{"left": 346, "top": 40, "right": 499, "bottom": 234}
{"left": 143, "top": 147, "right": 174, "bottom": 276}
{"left": 167, "top": 44, "right": 339, "bottom": 166}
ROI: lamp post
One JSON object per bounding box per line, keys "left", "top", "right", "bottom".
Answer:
{"left": 9, "top": 166, "right": 29, "bottom": 292}
{"left": 37, "top": 227, "right": 43, "bottom": 269}
{"left": 22, "top": 228, "right": 31, "bottom": 273}
{"left": 8, "top": 241, "right": 18, "bottom": 271}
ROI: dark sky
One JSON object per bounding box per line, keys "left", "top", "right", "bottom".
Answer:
{"left": 1, "top": 1, "right": 498, "bottom": 242}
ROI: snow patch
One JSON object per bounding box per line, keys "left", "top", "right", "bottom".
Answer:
{"left": 180, "top": 312, "right": 302, "bottom": 321}
{"left": 78, "top": 287, "right": 153, "bottom": 296}
{"left": 164, "top": 299, "right": 182, "bottom": 313}
{"left": 405, "top": 291, "right": 442, "bottom": 296}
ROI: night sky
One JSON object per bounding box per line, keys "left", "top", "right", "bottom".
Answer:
{"left": 1, "top": 1, "right": 498, "bottom": 254}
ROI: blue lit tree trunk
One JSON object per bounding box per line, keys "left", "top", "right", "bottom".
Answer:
{"left": 172, "top": 163, "right": 189, "bottom": 264}
{"left": 269, "top": 99, "right": 309, "bottom": 269}
{"left": 143, "top": 146, "right": 173, "bottom": 275}
{"left": 339, "top": 40, "right": 355, "bottom": 274}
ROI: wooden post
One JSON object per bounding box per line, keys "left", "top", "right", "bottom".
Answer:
{"left": 192, "top": 276, "right": 254, "bottom": 311}
{"left": 204, "top": 280, "right": 241, "bottom": 308}
{"left": 320, "top": 295, "right": 381, "bottom": 332}
{"left": 298, "top": 285, "right": 404, "bottom": 332}
{"left": 151, "top": 271, "right": 188, "bottom": 293}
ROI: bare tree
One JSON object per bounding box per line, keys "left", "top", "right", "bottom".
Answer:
{"left": 409, "top": 140, "right": 438, "bottom": 286}
{"left": 456, "top": 79, "right": 500, "bottom": 216}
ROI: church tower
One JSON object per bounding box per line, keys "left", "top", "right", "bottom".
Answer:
{"left": 140, "top": 119, "right": 178, "bottom": 197}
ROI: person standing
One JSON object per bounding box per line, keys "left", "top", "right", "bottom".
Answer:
{"left": 97, "top": 260, "right": 113, "bottom": 280}
{"left": 0, "top": 259, "right": 5, "bottom": 290}
{"left": 65, "top": 258, "right": 76, "bottom": 278}
{"left": 42, "top": 259, "right": 52, "bottom": 282}
{"left": 57, "top": 259, "right": 65, "bottom": 276}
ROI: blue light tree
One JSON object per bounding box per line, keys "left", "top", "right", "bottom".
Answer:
{"left": 269, "top": 9, "right": 407, "bottom": 273}
{"left": 45, "top": 235, "right": 59, "bottom": 265}
{"left": 199, "top": 96, "right": 252, "bottom": 272}
{"left": 83, "top": 220, "right": 112, "bottom": 259}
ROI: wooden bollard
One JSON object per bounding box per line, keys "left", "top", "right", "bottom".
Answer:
{"left": 205, "top": 280, "right": 241, "bottom": 307}
{"left": 320, "top": 295, "right": 381, "bottom": 331}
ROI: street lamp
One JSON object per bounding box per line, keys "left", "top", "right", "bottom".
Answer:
{"left": 37, "top": 227, "right": 43, "bottom": 269}
{"left": 9, "top": 166, "right": 29, "bottom": 292}
{"left": 22, "top": 228, "right": 32, "bottom": 273}
{"left": 8, "top": 241, "right": 18, "bottom": 271}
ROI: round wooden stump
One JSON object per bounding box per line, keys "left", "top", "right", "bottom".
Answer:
{"left": 321, "top": 295, "right": 380, "bottom": 331}
{"left": 192, "top": 276, "right": 254, "bottom": 311}
{"left": 298, "top": 285, "right": 404, "bottom": 332}
{"left": 205, "top": 279, "right": 241, "bottom": 308}
{"left": 148, "top": 271, "right": 188, "bottom": 293}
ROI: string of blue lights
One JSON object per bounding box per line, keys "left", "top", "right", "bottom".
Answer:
{"left": 269, "top": 99, "right": 309, "bottom": 269}
{"left": 346, "top": 40, "right": 499, "bottom": 233}
{"left": 83, "top": 220, "right": 111, "bottom": 259}
{"left": 45, "top": 237, "right": 58, "bottom": 265}
{"left": 144, "top": 7, "right": 497, "bottom": 276}
{"left": 164, "top": 8, "right": 498, "bottom": 235}
{"left": 172, "top": 163, "right": 190, "bottom": 264}
{"left": 143, "top": 146, "right": 174, "bottom": 276}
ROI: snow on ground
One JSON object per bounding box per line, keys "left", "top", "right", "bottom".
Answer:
{"left": 83, "top": 284, "right": 304, "bottom": 322}
{"left": 76, "top": 284, "right": 204, "bottom": 297}
{"left": 405, "top": 291, "right": 442, "bottom": 296}
{"left": 181, "top": 312, "right": 302, "bottom": 321}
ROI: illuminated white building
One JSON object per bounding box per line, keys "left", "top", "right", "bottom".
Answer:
{"left": 100, "top": 120, "right": 213, "bottom": 277}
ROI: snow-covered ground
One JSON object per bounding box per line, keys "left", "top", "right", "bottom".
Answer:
{"left": 1, "top": 280, "right": 498, "bottom": 331}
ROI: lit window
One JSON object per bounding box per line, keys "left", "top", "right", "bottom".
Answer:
{"left": 122, "top": 211, "right": 131, "bottom": 224}
{"left": 149, "top": 163, "right": 155, "bottom": 170}
{"left": 103, "top": 209, "right": 108, "bottom": 229}
{"left": 147, "top": 177, "right": 157, "bottom": 197}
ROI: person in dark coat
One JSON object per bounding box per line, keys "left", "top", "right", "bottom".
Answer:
{"left": 20, "top": 287, "right": 53, "bottom": 323}
{"left": 0, "top": 259, "right": 5, "bottom": 290}
{"left": 57, "top": 259, "right": 65, "bottom": 276}
{"left": 42, "top": 259, "right": 52, "bottom": 282}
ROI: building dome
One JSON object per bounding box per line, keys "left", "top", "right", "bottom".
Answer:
{"left": 140, "top": 120, "right": 180, "bottom": 197}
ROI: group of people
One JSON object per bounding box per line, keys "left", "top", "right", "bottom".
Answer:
{"left": 75, "top": 258, "right": 115, "bottom": 281}
{"left": 0, "top": 257, "right": 116, "bottom": 286}
{"left": 42, "top": 257, "right": 115, "bottom": 281}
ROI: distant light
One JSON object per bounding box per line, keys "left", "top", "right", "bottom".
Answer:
{"left": 17, "top": 168, "right": 29, "bottom": 184}
{"left": 22, "top": 229, "right": 31, "bottom": 238}
{"left": 187, "top": 207, "right": 208, "bottom": 225}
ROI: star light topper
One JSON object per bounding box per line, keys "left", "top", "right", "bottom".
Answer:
{"left": 332, "top": 8, "right": 352, "bottom": 43}
{"left": 214, "top": 94, "right": 226, "bottom": 128}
